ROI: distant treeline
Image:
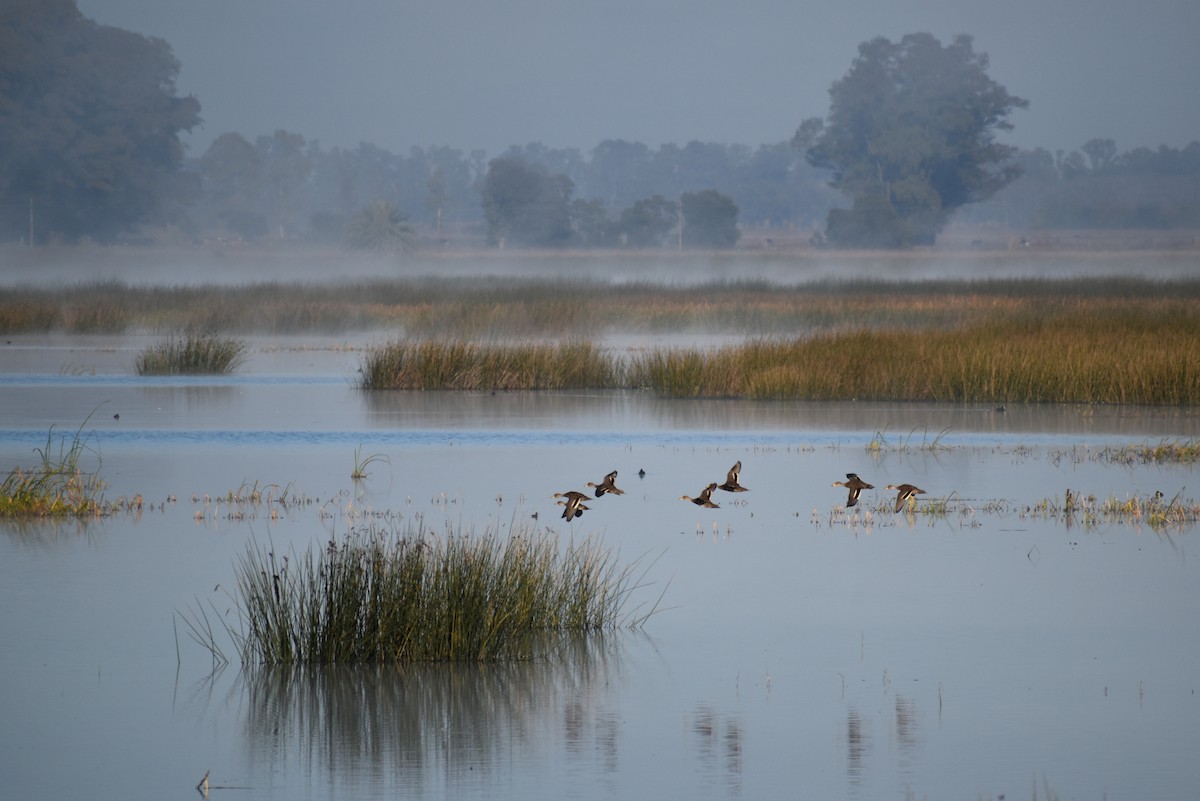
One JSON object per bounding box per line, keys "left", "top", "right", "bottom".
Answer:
{"left": 184, "top": 133, "right": 1200, "bottom": 247}
{"left": 3, "top": 2, "right": 1198, "bottom": 247}
{"left": 962, "top": 140, "right": 1200, "bottom": 230}
{"left": 185, "top": 133, "right": 843, "bottom": 246}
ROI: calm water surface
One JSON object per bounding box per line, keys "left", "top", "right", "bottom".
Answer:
{"left": 1, "top": 339, "right": 1198, "bottom": 801}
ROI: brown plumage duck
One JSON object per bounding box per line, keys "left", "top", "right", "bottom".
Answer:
{"left": 832, "top": 473, "right": 873, "bottom": 508}
{"left": 680, "top": 482, "right": 720, "bottom": 508}
{"left": 553, "top": 490, "right": 591, "bottom": 520}
{"left": 886, "top": 483, "right": 925, "bottom": 513}
{"left": 587, "top": 470, "right": 625, "bottom": 497}
{"left": 717, "top": 461, "right": 749, "bottom": 493}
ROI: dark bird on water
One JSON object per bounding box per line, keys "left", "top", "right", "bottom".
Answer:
{"left": 886, "top": 483, "right": 926, "bottom": 513}
{"left": 681, "top": 482, "right": 720, "bottom": 508}
{"left": 717, "top": 461, "right": 749, "bottom": 493}
{"left": 832, "top": 473, "right": 873, "bottom": 508}
{"left": 587, "top": 470, "right": 625, "bottom": 497}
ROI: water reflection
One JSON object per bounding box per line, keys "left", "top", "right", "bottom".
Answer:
{"left": 844, "top": 695, "right": 925, "bottom": 797}
{"left": 230, "top": 633, "right": 628, "bottom": 795}
{"left": 688, "top": 705, "right": 743, "bottom": 798}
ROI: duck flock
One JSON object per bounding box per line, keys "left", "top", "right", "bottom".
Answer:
{"left": 552, "top": 463, "right": 926, "bottom": 520}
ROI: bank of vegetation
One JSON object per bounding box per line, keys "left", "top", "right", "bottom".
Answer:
{"left": 4, "top": 276, "right": 1199, "bottom": 404}
{"left": 191, "top": 520, "right": 654, "bottom": 665}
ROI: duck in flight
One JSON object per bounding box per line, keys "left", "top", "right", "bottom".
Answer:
{"left": 587, "top": 470, "right": 625, "bottom": 497}
{"left": 832, "top": 473, "right": 873, "bottom": 508}
{"left": 681, "top": 482, "right": 720, "bottom": 508}
{"left": 886, "top": 483, "right": 926, "bottom": 513}
{"left": 553, "top": 490, "right": 591, "bottom": 520}
{"left": 717, "top": 461, "right": 749, "bottom": 493}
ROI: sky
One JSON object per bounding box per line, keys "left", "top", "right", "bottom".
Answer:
{"left": 77, "top": 0, "right": 1200, "bottom": 160}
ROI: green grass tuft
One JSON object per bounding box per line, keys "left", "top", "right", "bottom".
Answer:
{"left": 207, "top": 518, "right": 658, "bottom": 665}
{"left": 135, "top": 334, "right": 246, "bottom": 375}
{"left": 0, "top": 420, "right": 109, "bottom": 517}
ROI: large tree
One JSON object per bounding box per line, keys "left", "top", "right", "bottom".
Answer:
{"left": 0, "top": 0, "right": 201, "bottom": 242}
{"left": 479, "top": 157, "right": 573, "bottom": 247}
{"left": 796, "top": 33, "right": 1027, "bottom": 247}
{"left": 681, "top": 189, "right": 740, "bottom": 248}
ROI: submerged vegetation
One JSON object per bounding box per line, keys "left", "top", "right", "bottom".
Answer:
{"left": 135, "top": 334, "right": 246, "bottom": 375}
{"left": 196, "top": 519, "right": 655, "bottom": 665}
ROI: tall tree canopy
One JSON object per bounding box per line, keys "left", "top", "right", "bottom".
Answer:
{"left": 796, "top": 33, "right": 1027, "bottom": 247}
{"left": 479, "top": 157, "right": 574, "bottom": 247}
{"left": 0, "top": 0, "right": 200, "bottom": 242}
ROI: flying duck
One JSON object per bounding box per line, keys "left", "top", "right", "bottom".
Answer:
{"left": 681, "top": 482, "right": 720, "bottom": 508}
{"left": 587, "top": 470, "right": 625, "bottom": 497}
{"left": 553, "top": 490, "right": 591, "bottom": 520}
{"left": 717, "top": 461, "right": 749, "bottom": 492}
{"left": 885, "top": 483, "right": 925, "bottom": 513}
{"left": 832, "top": 473, "right": 873, "bottom": 508}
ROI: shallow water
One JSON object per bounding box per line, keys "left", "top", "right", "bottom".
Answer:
{"left": 1, "top": 338, "right": 1198, "bottom": 801}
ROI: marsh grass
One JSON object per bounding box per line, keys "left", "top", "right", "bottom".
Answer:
{"left": 203, "top": 518, "right": 658, "bottom": 665}
{"left": 135, "top": 334, "right": 246, "bottom": 375}
{"left": 350, "top": 446, "right": 390, "bottom": 480}
{"left": 7, "top": 275, "right": 1200, "bottom": 403}
{"left": 4, "top": 275, "right": 1199, "bottom": 336}
{"left": 1099, "top": 439, "right": 1200, "bottom": 464}
{"left": 359, "top": 309, "right": 1200, "bottom": 404}
{"left": 1025, "top": 489, "right": 1200, "bottom": 530}
{"left": 358, "top": 339, "right": 619, "bottom": 391}
{"left": 0, "top": 421, "right": 109, "bottom": 517}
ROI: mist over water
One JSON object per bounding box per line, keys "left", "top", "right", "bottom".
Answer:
{"left": 4, "top": 244, "right": 1199, "bottom": 289}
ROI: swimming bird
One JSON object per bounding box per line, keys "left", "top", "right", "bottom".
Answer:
{"left": 886, "top": 483, "right": 925, "bottom": 513}
{"left": 832, "top": 473, "right": 873, "bottom": 508}
{"left": 587, "top": 470, "right": 625, "bottom": 497}
{"left": 681, "top": 482, "right": 720, "bottom": 508}
{"left": 717, "top": 461, "right": 749, "bottom": 492}
{"left": 553, "top": 490, "right": 591, "bottom": 520}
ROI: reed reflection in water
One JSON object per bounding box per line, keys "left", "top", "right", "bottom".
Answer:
{"left": 233, "top": 634, "right": 628, "bottom": 795}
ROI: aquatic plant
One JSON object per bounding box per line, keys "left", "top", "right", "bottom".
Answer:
{"left": 0, "top": 421, "right": 108, "bottom": 517}
{"left": 135, "top": 333, "right": 246, "bottom": 375}
{"left": 1024, "top": 489, "right": 1200, "bottom": 531}
{"left": 202, "top": 518, "right": 659, "bottom": 665}
{"left": 358, "top": 339, "right": 619, "bottom": 391}
{"left": 350, "top": 445, "right": 389, "bottom": 480}
{"left": 3, "top": 274, "right": 1199, "bottom": 337}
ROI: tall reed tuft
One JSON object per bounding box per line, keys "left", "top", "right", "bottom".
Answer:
{"left": 135, "top": 334, "right": 246, "bottom": 375}
{"left": 358, "top": 339, "right": 619, "bottom": 391}
{"left": 220, "top": 518, "right": 654, "bottom": 665}
{"left": 0, "top": 422, "right": 108, "bottom": 517}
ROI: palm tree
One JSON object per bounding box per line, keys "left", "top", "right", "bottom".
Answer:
{"left": 344, "top": 200, "right": 417, "bottom": 254}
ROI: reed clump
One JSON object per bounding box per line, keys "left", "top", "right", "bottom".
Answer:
{"left": 358, "top": 339, "right": 619, "bottom": 391}
{"left": 135, "top": 334, "right": 246, "bottom": 375}
{"left": 627, "top": 306, "right": 1200, "bottom": 404}
{"left": 0, "top": 423, "right": 108, "bottom": 517}
{"left": 218, "top": 519, "right": 651, "bottom": 665}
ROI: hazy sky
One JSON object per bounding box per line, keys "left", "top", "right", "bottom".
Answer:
{"left": 77, "top": 0, "right": 1200, "bottom": 159}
